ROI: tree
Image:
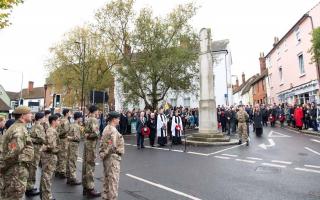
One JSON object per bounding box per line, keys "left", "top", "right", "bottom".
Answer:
{"left": 46, "top": 26, "right": 116, "bottom": 108}
{"left": 311, "top": 27, "right": 320, "bottom": 64}
{"left": 94, "top": 0, "right": 199, "bottom": 109}
{"left": 0, "top": 0, "right": 24, "bottom": 29}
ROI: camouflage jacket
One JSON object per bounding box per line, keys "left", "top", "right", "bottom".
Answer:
{"left": 236, "top": 110, "right": 249, "bottom": 123}
{"left": 42, "top": 127, "right": 59, "bottom": 154}
{"left": 42, "top": 120, "right": 49, "bottom": 133}
{"left": 30, "top": 121, "right": 46, "bottom": 145}
{"left": 0, "top": 120, "right": 34, "bottom": 168}
{"left": 58, "top": 117, "right": 70, "bottom": 138}
{"left": 84, "top": 116, "right": 100, "bottom": 140}
{"left": 68, "top": 123, "right": 81, "bottom": 143}
{"left": 99, "top": 124, "right": 125, "bottom": 161}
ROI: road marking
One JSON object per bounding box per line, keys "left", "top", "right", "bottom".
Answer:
{"left": 126, "top": 174, "right": 202, "bottom": 200}
{"left": 295, "top": 168, "right": 320, "bottom": 174}
{"left": 268, "top": 131, "right": 291, "bottom": 138}
{"left": 259, "top": 139, "right": 275, "bottom": 150}
{"left": 304, "top": 164, "right": 320, "bottom": 169}
{"left": 214, "top": 156, "right": 231, "bottom": 160}
{"left": 208, "top": 143, "right": 246, "bottom": 155}
{"left": 262, "top": 163, "right": 286, "bottom": 168}
{"left": 305, "top": 147, "right": 320, "bottom": 156}
{"left": 171, "top": 149, "right": 184, "bottom": 152}
{"left": 148, "top": 146, "right": 170, "bottom": 151}
{"left": 221, "top": 154, "right": 238, "bottom": 157}
{"left": 125, "top": 143, "right": 133, "bottom": 146}
{"left": 271, "top": 160, "right": 292, "bottom": 165}
{"left": 187, "top": 152, "right": 209, "bottom": 156}
{"left": 311, "top": 139, "right": 320, "bottom": 144}
{"left": 246, "top": 157, "right": 263, "bottom": 161}
{"left": 235, "top": 159, "right": 256, "bottom": 164}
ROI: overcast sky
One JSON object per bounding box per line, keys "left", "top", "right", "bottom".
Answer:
{"left": 0, "top": 0, "right": 319, "bottom": 92}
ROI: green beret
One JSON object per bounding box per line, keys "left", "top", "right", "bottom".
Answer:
{"left": 13, "top": 106, "right": 31, "bottom": 114}
{"left": 108, "top": 111, "right": 120, "bottom": 120}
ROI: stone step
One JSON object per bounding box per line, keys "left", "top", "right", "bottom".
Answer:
{"left": 187, "top": 136, "right": 230, "bottom": 142}
{"left": 191, "top": 133, "right": 225, "bottom": 138}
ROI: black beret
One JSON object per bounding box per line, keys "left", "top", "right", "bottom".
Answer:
{"left": 5, "top": 119, "right": 15, "bottom": 129}
{"left": 89, "top": 105, "right": 98, "bottom": 113}
{"left": 35, "top": 112, "right": 45, "bottom": 121}
{"left": 73, "top": 112, "right": 82, "bottom": 120}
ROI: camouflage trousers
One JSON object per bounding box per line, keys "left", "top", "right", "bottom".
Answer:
{"left": 66, "top": 142, "right": 79, "bottom": 180}
{"left": 2, "top": 163, "right": 29, "bottom": 200}
{"left": 102, "top": 154, "right": 121, "bottom": 200}
{"left": 40, "top": 152, "right": 57, "bottom": 200}
{"left": 56, "top": 138, "right": 68, "bottom": 174}
{"left": 238, "top": 122, "right": 248, "bottom": 142}
{"left": 27, "top": 144, "right": 42, "bottom": 190}
{"left": 82, "top": 139, "right": 97, "bottom": 190}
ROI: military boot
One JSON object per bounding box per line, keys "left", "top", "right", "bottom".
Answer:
{"left": 25, "top": 188, "right": 40, "bottom": 197}
{"left": 67, "top": 179, "right": 82, "bottom": 186}
{"left": 85, "top": 189, "right": 101, "bottom": 198}
{"left": 238, "top": 140, "right": 242, "bottom": 145}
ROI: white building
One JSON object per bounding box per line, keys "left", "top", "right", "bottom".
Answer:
{"left": 114, "top": 39, "right": 233, "bottom": 110}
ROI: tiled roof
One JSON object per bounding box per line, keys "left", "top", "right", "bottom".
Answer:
{"left": 0, "top": 98, "right": 11, "bottom": 111}
{"left": 6, "top": 91, "right": 20, "bottom": 100}
{"left": 212, "top": 39, "right": 229, "bottom": 52}
{"left": 21, "top": 87, "right": 45, "bottom": 99}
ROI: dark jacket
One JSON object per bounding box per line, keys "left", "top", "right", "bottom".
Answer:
{"left": 253, "top": 111, "right": 263, "bottom": 129}
{"left": 136, "top": 117, "right": 147, "bottom": 134}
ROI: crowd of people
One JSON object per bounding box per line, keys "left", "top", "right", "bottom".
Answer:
{"left": 0, "top": 105, "right": 124, "bottom": 200}
{"left": 217, "top": 102, "right": 319, "bottom": 133}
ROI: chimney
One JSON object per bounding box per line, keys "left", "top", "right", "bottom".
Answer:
{"left": 259, "top": 52, "right": 266, "bottom": 74}
{"left": 28, "top": 81, "right": 34, "bottom": 93}
{"left": 236, "top": 78, "right": 239, "bottom": 87}
{"left": 242, "top": 72, "right": 245, "bottom": 84}
{"left": 273, "top": 37, "right": 279, "bottom": 47}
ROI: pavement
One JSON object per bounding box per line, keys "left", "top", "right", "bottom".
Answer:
{"left": 26, "top": 125, "right": 320, "bottom": 200}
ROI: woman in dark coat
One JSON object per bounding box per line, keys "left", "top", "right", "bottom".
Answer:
{"left": 220, "top": 110, "right": 227, "bottom": 133}
{"left": 253, "top": 104, "right": 263, "bottom": 137}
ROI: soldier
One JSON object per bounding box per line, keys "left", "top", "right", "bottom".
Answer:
{"left": 0, "top": 106, "right": 34, "bottom": 200}
{"left": 56, "top": 109, "right": 71, "bottom": 178}
{"left": 236, "top": 106, "right": 249, "bottom": 146}
{"left": 99, "top": 111, "right": 125, "bottom": 200}
{"left": 66, "top": 112, "right": 82, "bottom": 185}
{"left": 42, "top": 110, "right": 51, "bottom": 132}
{"left": 40, "top": 114, "right": 60, "bottom": 200}
{"left": 26, "top": 112, "right": 46, "bottom": 197}
{"left": 82, "top": 105, "right": 101, "bottom": 197}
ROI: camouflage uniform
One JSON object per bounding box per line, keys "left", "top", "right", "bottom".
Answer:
{"left": 42, "top": 120, "right": 50, "bottom": 133}
{"left": 0, "top": 120, "right": 34, "bottom": 200}
{"left": 40, "top": 126, "right": 59, "bottom": 200}
{"left": 56, "top": 116, "right": 70, "bottom": 176}
{"left": 66, "top": 122, "right": 81, "bottom": 182}
{"left": 82, "top": 115, "right": 100, "bottom": 190}
{"left": 236, "top": 109, "right": 249, "bottom": 143}
{"left": 27, "top": 121, "right": 45, "bottom": 191}
{"left": 99, "top": 124, "right": 125, "bottom": 200}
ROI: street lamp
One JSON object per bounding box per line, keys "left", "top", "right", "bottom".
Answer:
{"left": 1, "top": 67, "right": 24, "bottom": 106}
{"left": 75, "top": 41, "right": 86, "bottom": 115}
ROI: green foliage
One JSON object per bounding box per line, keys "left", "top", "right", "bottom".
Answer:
{"left": 94, "top": 0, "right": 199, "bottom": 109}
{"left": 0, "top": 0, "right": 23, "bottom": 29}
{"left": 311, "top": 27, "right": 320, "bottom": 64}
{"left": 46, "top": 26, "right": 115, "bottom": 107}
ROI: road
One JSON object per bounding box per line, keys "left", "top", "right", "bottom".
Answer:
{"left": 27, "top": 126, "right": 320, "bottom": 200}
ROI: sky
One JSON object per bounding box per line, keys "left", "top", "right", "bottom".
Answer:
{"left": 0, "top": 0, "right": 319, "bottom": 92}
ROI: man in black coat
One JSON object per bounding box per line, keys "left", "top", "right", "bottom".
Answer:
{"left": 136, "top": 112, "right": 147, "bottom": 149}
{"left": 147, "top": 113, "right": 157, "bottom": 147}
{"left": 253, "top": 104, "right": 263, "bottom": 137}
{"left": 119, "top": 111, "right": 128, "bottom": 135}
{"left": 310, "top": 102, "right": 318, "bottom": 131}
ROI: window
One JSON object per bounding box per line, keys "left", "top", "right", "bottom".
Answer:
{"left": 184, "top": 97, "right": 190, "bottom": 108}
{"left": 170, "top": 98, "right": 177, "bottom": 107}
{"left": 279, "top": 67, "right": 283, "bottom": 82}
{"left": 295, "top": 28, "right": 301, "bottom": 42}
{"left": 298, "top": 54, "right": 305, "bottom": 74}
